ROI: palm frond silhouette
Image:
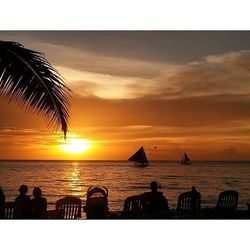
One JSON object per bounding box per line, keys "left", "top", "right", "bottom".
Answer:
{"left": 0, "top": 41, "right": 70, "bottom": 139}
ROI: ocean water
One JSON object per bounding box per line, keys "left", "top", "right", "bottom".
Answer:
{"left": 0, "top": 160, "right": 250, "bottom": 211}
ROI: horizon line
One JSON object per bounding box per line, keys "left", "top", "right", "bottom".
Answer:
{"left": 1, "top": 159, "right": 250, "bottom": 162}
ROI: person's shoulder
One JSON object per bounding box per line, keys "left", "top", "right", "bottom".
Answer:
{"left": 142, "top": 192, "right": 151, "bottom": 196}
{"left": 15, "top": 196, "right": 20, "bottom": 202}
{"left": 156, "top": 191, "right": 164, "bottom": 196}
{"left": 192, "top": 190, "right": 201, "bottom": 197}
{"left": 141, "top": 192, "right": 151, "bottom": 199}
{"left": 158, "top": 192, "right": 167, "bottom": 200}
{"left": 25, "top": 195, "right": 31, "bottom": 201}
{"left": 41, "top": 197, "right": 47, "bottom": 202}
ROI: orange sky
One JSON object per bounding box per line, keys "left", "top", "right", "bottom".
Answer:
{"left": 1, "top": 32, "right": 250, "bottom": 160}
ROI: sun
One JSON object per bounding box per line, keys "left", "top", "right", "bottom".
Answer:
{"left": 60, "top": 139, "right": 91, "bottom": 154}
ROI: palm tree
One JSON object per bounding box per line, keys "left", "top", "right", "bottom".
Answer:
{"left": 0, "top": 40, "right": 70, "bottom": 139}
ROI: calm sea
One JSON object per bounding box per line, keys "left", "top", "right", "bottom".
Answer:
{"left": 0, "top": 160, "right": 250, "bottom": 211}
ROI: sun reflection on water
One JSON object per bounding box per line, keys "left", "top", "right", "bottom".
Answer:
{"left": 68, "top": 162, "right": 83, "bottom": 197}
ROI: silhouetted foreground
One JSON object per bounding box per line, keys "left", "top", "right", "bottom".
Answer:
{"left": 0, "top": 183, "right": 249, "bottom": 219}
{"left": 5, "top": 185, "right": 48, "bottom": 219}
{"left": 84, "top": 186, "right": 109, "bottom": 219}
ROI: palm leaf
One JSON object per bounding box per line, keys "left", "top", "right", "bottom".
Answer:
{"left": 0, "top": 41, "right": 70, "bottom": 139}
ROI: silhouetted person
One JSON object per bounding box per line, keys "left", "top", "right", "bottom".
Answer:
{"left": 190, "top": 186, "right": 201, "bottom": 209}
{"left": 191, "top": 186, "right": 200, "bottom": 196}
{"left": 142, "top": 181, "right": 169, "bottom": 218}
{"left": 14, "top": 185, "right": 32, "bottom": 219}
{"left": 0, "top": 187, "right": 5, "bottom": 219}
{"left": 188, "top": 186, "right": 201, "bottom": 218}
{"left": 31, "top": 187, "right": 47, "bottom": 219}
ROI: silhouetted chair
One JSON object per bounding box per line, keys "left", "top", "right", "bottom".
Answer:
{"left": 176, "top": 191, "right": 201, "bottom": 218}
{"left": 122, "top": 195, "right": 143, "bottom": 219}
{"left": 55, "top": 196, "right": 82, "bottom": 219}
{"left": 4, "top": 202, "right": 15, "bottom": 219}
{"left": 84, "top": 186, "right": 109, "bottom": 219}
{"left": 214, "top": 190, "right": 238, "bottom": 218}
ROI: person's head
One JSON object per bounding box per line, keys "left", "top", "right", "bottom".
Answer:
{"left": 0, "top": 186, "right": 3, "bottom": 196}
{"left": 150, "top": 181, "right": 159, "bottom": 192}
{"left": 192, "top": 186, "right": 196, "bottom": 191}
{"left": 33, "top": 187, "right": 42, "bottom": 198}
{"left": 19, "top": 185, "right": 28, "bottom": 195}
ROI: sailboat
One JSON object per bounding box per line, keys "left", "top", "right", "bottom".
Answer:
{"left": 128, "top": 146, "right": 149, "bottom": 167}
{"left": 181, "top": 152, "right": 191, "bottom": 165}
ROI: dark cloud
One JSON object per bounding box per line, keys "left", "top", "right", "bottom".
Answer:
{"left": 52, "top": 50, "right": 250, "bottom": 101}
{"left": 69, "top": 94, "right": 250, "bottom": 128}
{"left": 130, "top": 51, "right": 250, "bottom": 100}
{"left": 2, "top": 31, "right": 250, "bottom": 64}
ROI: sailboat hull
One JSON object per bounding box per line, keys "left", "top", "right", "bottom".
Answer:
{"left": 181, "top": 161, "right": 191, "bottom": 165}
{"left": 135, "top": 162, "right": 149, "bottom": 167}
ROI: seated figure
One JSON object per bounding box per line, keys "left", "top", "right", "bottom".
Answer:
{"left": 31, "top": 187, "right": 47, "bottom": 219}
{"left": 141, "top": 181, "right": 169, "bottom": 218}
{"left": 14, "top": 185, "right": 32, "bottom": 219}
{"left": 190, "top": 186, "right": 201, "bottom": 210}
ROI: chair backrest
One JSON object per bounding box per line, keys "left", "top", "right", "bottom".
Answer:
{"left": 123, "top": 195, "right": 143, "bottom": 218}
{"left": 216, "top": 190, "right": 238, "bottom": 210}
{"left": 87, "top": 186, "right": 108, "bottom": 199}
{"left": 4, "top": 202, "right": 15, "bottom": 219}
{"left": 85, "top": 186, "right": 108, "bottom": 219}
{"left": 176, "top": 191, "right": 201, "bottom": 218}
{"left": 56, "top": 196, "right": 82, "bottom": 219}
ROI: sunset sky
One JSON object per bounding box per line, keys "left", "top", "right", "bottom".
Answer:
{"left": 1, "top": 31, "right": 250, "bottom": 160}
